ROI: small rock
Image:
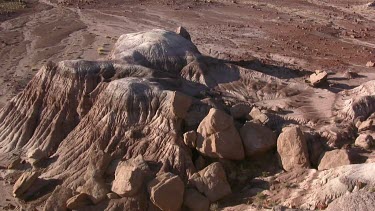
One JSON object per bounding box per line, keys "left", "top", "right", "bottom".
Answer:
{"left": 366, "top": 61, "right": 375, "bottom": 67}
{"left": 176, "top": 26, "right": 191, "bottom": 41}
{"left": 248, "top": 107, "right": 269, "bottom": 124}
{"left": 196, "top": 108, "right": 245, "bottom": 160}
{"left": 343, "top": 71, "right": 359, "bottom": 79}
{"left": 80, "top": 178, "right": 110, "bottom": 204}
{"left": 189, "top": 162, "right": 231, "bottom": 202}
{"left": 309, "top": 70, "right": 328, "bottom": 87}
{"left": 355, "top": 134, "right": 374, "bottom": 149}
{"left": 183, "top": 188, "right": 210, "bottom": 211}
{"left": 318, "top": 149, "right": 352, "bottom": 170}
{"left": 240, "top": 121, "right": 277, "bottom": 156}
{"left": 13, "top": 171, "right": 39, "bottom": 198}
{"left": 148, "top": 172, "right": 185, "bottom": 211}
{"left": 111, "top": 155, "right": 150, "bottom": 197}
{"left": 183, "top": 131, "right": 197, "bottom": 148}
{"left": 66, "top": 193, "right": 92, "bottom": 210}
{"left": 358, "top": 119, "right": 374, "bottom": 132}
{"left": 26, "top": 148, "right": 46, "bottom": 166}
{"left": 107, "top": 192, "right": 120, "bottom": 199}
{"left": 277, "top": 125, "right": 310, "bottom": 171}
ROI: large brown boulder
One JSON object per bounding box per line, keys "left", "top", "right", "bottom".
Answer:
{"left": 277, "top": 126, "right": 310, "bottom": 171}
{"left": 196, "top": 108, "right": 245, "bottom": 160}
{"left": 148, "top": 172, "right": 185, "bottom": 211}
{"left": 189, "top": 162, "right": 231, "bottom": 202}
{"left": 13, "top": 171, "right": 39, "bottom": 198}
{"left": 318, "top": 149, "right": 352, "bottom": 170}
{"left": 111, "top": 155, "right": 150, "bottom": 197}
{"left": 239, "top": 121, "right": 277, "bottom": 156}
{"left": 183, "top": 188, "right": 210, "bottom": 211}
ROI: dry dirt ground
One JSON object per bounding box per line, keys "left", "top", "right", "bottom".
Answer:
{"left": 0, "top": 0, "right": 375, "bottom": 210}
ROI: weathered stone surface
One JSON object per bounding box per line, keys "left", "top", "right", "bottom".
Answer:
{"left": 318, "top": 149, "right": 352, "bottom": 170}
{"left": 355, "top": 134, "right": 374, "bottom": 149}
{"left": 148, "top": 172, "right": 185, "bottom": 211}
{"left": 183, "top": 188, "right": 210, "bottom": 211}
{"left": 240, "top": 121, "right": 277, "bottom": 156}
{"left": 249, "top": 107, "right": 269, "bottom": 124}
{"left": 111, "top": 155, "right": 150, "bottom": 197}
{"left": 183, "top": 131, "right": 197, "bottom": 148}
{"left": 310, "top": 70, "right": 328, "bottom": 86}
{"left": 26, "top": 148, "right": 46, "bottom": 166}
{"left": 326, "top": 191, "right": 375, "bottom": 211}
{"left": 196, "top": 108, "right": 245, "bottom": 160}
{"left": 43, "top": 185, "right": 74, "bottom": 211}
{"left": 66, "top": 193, "right": 92, "bottom": 210}
{"left": 277, "top": 126, "right": 310, "bottom": 171}
{"left": 189, "top": 162, "right": 231, "bottom": 202}
{"left": 230, "top": 103, "right": 251, "bottom": 119}
{"left": 13, "top": 171, "right": 39, "bottom": 198}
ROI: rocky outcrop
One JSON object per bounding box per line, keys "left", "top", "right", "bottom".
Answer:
{"left": 196, "top": 108, "right": 245, "bottom": 160}
{"left": 277, "top": 126, "right": 310, "bottom": 171}
{"left": 148, "top": 172, "right": 185, "bottom": 211}
{"left": 189, "top": 162, "right": 231, "bottom": 202}
{"left": 240, "top": 121, "right": 277, "bottom": 156}
{"left": 318, "top": 149, "right": 352, "bottom": 170}
{"left": 111, "top": 155, "right": 150, "bottom": 197}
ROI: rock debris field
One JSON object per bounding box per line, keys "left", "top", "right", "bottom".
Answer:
{"left": 0, "top": 0, "right": 375, "bottom": 211}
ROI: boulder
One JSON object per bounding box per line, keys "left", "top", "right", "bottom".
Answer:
{"left": 318, "top": 149, "right": 352, "bottom": 170}
{"left": 13, "top": 171, "right": 39, "bottom": 198}
{"left": 111, "top": 155, "right": 150, "bottom": 197}
{"left": 230, "top": 103, "right": 251, "bottom": 119}
{"left": 80, "top": 178, "right": 110, "bottom": 204}
{"left": 196, "top": 108, "right": 245, "bottom": 160}
{"left": 358, "top": 119, "right": 374, "bottom": 132}
{"left": 148, "top": 172, "right": 185, "bottom": 211}
{"left": 249, "top": 107, "right": 269, "bottom": 124}
{"left": 240, "top": 121, "right": 277, "bottom": 156}
{"left": 309, "top": 70, "right": 328, "bottom": 87}
{"left": 66, "top": 193, "right": 92, "bottom": 210}
{"left": 355, "top": 134, "right": 374, "bottom": 149}
{"left": 183, "top": 188, "right": 210, "bottom": 211}
{"left": 26, "top": 148, "right": 47, "bottom": 166}
{"left": 43, "top": 186, "right": 74, "bottom": 211}
{"left": 183, "top": 131, "right": 197, "bottom": 148}
{"left": 366, "top": 61, "right": 375, "bottom": 67}
{"left": 277, "top": 126, "right": 310, "bottom": 171}
{"left": 189, "top": 162, "right": 231, "bottom": 202}
{"left": 176, "top": 26, "right": 192, "bottom": 41}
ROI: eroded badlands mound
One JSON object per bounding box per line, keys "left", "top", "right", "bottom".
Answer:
{"left": 0, "top": 28, "right": 375, "bottom": 210}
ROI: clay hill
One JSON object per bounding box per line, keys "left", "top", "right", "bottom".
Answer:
{"left": 0, "top": 27, "right": 374, "bottom": 211}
